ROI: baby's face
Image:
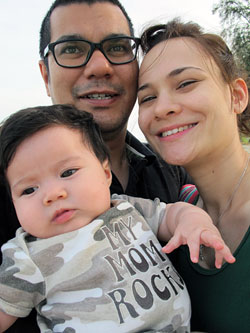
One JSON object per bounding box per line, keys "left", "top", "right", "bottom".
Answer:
{"left": 7, "top": 125, "right": 111, "bottom": 238}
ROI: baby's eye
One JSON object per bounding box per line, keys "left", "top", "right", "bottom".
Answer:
{"left": 22, "top": 187, "right": 37, "bottom": 196}
{"left": 177, "top": 80, "right": 197, "bottom": 89}
{"left": 61, "top": 168, "right": 78, "bottom": 178}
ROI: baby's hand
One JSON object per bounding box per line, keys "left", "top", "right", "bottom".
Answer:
{"left": 162, "top": 207, "right": 235, "bottom": 268}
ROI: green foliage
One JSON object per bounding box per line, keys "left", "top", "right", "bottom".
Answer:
{"left": 213, "top": 0, "right": 250, "bottom": 77}
{"left": 240, "top": 134, "right": 250, "bottom": 144}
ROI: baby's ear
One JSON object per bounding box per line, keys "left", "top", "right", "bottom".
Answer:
{"left": 232, "top": 78, "right": 249, "bottom": 115}
{"left": 102, "top": 159, "right": 112, "bottom": 186}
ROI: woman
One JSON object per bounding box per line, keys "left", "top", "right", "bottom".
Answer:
{"left": 138, "top": 19, "right": 249, "bottom": 332}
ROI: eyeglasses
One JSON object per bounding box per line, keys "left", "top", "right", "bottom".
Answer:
{"left": 43, "top": 36, "right": 141, "bottom": 68}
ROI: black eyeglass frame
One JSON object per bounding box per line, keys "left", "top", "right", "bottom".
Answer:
{"left": 43, "top": 35, "right": 141, "bottom": 68}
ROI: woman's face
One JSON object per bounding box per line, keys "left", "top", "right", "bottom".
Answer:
{"left": 138, "top": 37, "right": 238, "bottom": 168}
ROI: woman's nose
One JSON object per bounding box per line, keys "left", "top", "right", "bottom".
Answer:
{"left": 154, "top": 95, "right": 182, "bottom": 120}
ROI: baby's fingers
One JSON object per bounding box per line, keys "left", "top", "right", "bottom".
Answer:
{"left": 201, "top": 230, "right": 236, "bottom": 267}
{"left": 200, "top": 229, "right": 225, "bottom": 250}
{"left": 214, "top": 245, "right": 236, "bottom": 268}
{"left": 162, "top": 235, "right": 182, "bottom": 253}
{"left": 186, "top": 236, "right": 201, "bottom": 263}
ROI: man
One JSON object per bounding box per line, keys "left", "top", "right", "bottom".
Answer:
{"left": 38, "top": 0, "right": 191, "bottom": 200}
{"left": 2, "top": 0, "right": 192, "bottom": 331}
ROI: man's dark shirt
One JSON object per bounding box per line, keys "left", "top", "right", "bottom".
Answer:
{"left": 1, "top": 131, "right": 191, "bottom": 332}
{"left": 110, "top": 132, "right": 192, "bottom": 200}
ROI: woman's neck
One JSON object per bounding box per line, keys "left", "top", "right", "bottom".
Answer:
{"left": 187, "top": 145, "right": 249, "bottom": 222}
{"left": 190, "top": 145, "right": 250, "bottom": 266}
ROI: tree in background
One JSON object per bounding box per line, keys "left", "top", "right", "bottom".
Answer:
{"left": 213, "top": 0, "right": 250, "bottom": 78}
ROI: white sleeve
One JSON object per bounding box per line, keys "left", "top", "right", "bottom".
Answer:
{"left": 111, "top": 194, "right": 166, "bottom": 235}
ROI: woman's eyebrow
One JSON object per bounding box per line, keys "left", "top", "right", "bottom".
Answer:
{"left": 168, "top": 66, "right": 204, "bottom": 77}
{"left": 138, "top": 83, "right": 149, "bottom": 92}
{"left": 138, "top": 66, "right": 204, "bottom": 92}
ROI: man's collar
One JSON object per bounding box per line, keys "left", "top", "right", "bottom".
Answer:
{"left": 125, "top": 131, "right": 156, "bottom": 165}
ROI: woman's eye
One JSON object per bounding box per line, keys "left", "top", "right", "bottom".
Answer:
{"left": 61, "top": 169, "right": 78, "bottom": 178}
{"left": 177, "top": 80, "right": 197, "bottom": 89}
{"left": 21, "top": 187, "right": 37, "bottom": 196}
{"left": 140, "top": 95, "right": 156, "bottom": 104}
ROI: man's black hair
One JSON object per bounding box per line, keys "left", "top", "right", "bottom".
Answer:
{"left": 39, "top": 0, "right": 134, "bottom": 64}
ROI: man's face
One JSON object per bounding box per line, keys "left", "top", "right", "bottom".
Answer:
{"left": 39, "top": 3, "right": 139, "bottom": 137}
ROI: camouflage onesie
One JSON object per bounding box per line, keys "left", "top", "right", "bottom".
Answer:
{"left": 0, "top": 195, "right": 191, "bottom": 332}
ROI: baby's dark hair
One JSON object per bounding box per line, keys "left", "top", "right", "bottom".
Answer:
{"left": 0, "top": 104, "right": 110, "bottom": 183}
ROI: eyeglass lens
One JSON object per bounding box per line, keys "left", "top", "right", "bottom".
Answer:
{"left": 53, "top": 38, "right": 137, "bottom": 67}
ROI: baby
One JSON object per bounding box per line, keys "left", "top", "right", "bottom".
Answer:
{"left": 0, "top": 104, "right": 234, "bottom": 332}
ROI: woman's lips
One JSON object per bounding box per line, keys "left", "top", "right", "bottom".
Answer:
{"left": 159, "top": 123, "right": 197, "bottom": 137}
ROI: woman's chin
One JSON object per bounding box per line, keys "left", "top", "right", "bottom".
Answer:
{"left": 158, "top": 147, "right": 194, "bottom": 167}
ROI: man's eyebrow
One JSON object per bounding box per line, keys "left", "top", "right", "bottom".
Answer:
{"left": 55, "top": 34, "right": 84, "bottom": 42}
{"left": 138, "top": 66, "right": 203, "bottom": 92}
{"left": 105, "top": 33, "right": 131, "bottom": 39}
{"left": 55, "top": 33, "right": 130, "bottom": 43}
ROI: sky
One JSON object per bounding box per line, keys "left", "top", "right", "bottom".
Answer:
{"left": 1, "top": 0, "right": 222, "bottom": 140}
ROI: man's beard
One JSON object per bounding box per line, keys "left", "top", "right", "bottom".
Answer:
{"left": 99, "top": 116, "right": 128, "bottom": 141}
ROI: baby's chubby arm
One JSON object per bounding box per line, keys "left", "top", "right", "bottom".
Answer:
{"left": 158, "top": 202, "right": 235, "bottom": 269}
{"left": 0, "top": 309, "right": 17, "bottom": 332}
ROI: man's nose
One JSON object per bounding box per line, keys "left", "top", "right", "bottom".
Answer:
{"left": 83, "top": 50, "right": 114, "bottom": 78}
{"left": 43, "top": 187, "right": 67, "bottom": 206}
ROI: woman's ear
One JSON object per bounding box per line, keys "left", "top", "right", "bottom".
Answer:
{"left": 102, "top": 159, "right": 112, "bottom": 186}
{"left": 232, "top": 78, "right": 249, "bottom": 114}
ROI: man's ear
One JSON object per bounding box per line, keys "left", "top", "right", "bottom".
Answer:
{"left": 232, "top": 78, "right": 249, "bottom": 114}
{"left": 102, "top": 159, "right": 112, "bottom": 186}
{"left": 39, "top": 60, "right": 51, "bottom": 97}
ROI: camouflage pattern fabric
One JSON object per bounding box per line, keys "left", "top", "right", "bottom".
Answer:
{"left": 0, "top": 195, "right": 191, "bottom": 332}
